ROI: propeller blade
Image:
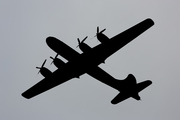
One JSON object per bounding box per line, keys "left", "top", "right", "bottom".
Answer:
{"left": 36, "top": 67, "right": 41, "bottom": 69}
{"left": 55, "top": 54, "right": 58, "bottom": 59}
{"left": 82, "top": 36, "right": 88, "bottom": 43}
{"left": 76, "top": 36, "right": 88, "bottom": 48}
{"left": 50, "top": 57, "right": 54, "bottom": 65}
{"left": 94, "top": 27, "right": 106, "bottom": 39}
{"left": 97, "top": 26, "right": 99, "bottom": 33}
{"left": 96, "top": 27, "right": 106, "bottom": 34}
{"left": 50, "top": 54, "right": 58, "bottom": 65}
{"left": 100, "top": 28, "right": 106, "bottom": 33}
{"left": 41, "top": 59, "right": 47, "bottom": 68}
{"left": 76, "top": 38, "right": 80, "bottom": 48}
{"left": 77, "top": 38, "right": 81, "bottom": 44}
{"left": 36, "top": 67, "right": 41, "bottom": 74}
{"left": 36, "top": 66, "right": 41, "bottom": 74}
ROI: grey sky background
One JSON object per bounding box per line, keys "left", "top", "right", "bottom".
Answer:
{"left": 1, "top": 0, "right": 180, "bottom": 120}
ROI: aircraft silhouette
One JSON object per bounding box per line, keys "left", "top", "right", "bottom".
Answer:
{"left": 22, "top": 18, "right": 154, "bottom": 104}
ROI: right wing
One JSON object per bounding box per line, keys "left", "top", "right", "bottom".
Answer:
{"left": 23, "top": 38, "right": 82, "bottom": 99}
{"left": 91, "top": 18, "right": 154, "bottom": 63}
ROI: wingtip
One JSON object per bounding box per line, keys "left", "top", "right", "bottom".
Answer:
{"left": 21, "top": 92, "right": 31, "bottom": 99}
{"left": 111, "top": 100, "right": 118, "bottom": 105}
{"left": 146, "top": 18, "right": 155, "bottom": 25}
{"left": 46, "top": 36, "right": 54, "bottom": 45}
{"left": 148, "top": 80, "right": 153, "bottom": 85}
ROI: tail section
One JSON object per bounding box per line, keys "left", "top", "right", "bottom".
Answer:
{"left": 131, "top": 93, "right": 141, "bottom": 100}
{"left": 124, "top": 74, "right": 137, "bottom": 85}
{"left": 111, "top": 74, "right": 152, "bottom": 104}
{"left": 117, "top": 74, "right": 137, "bottom": 91}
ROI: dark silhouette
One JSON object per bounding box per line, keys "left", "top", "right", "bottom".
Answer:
{"left": 22, "top": 18, "right": 154, "bottom": 104}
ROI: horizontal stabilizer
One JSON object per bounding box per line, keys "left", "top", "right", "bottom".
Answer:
{"left": 111, "top": 92, "right": 129, "bottom": 104}
{"left": 111, "top": 79, "right": 152, "bottom": 104}
{"left": 136, "top": 80, "right": 152, "bottom": 93}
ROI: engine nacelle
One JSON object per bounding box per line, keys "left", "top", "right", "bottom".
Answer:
{"left": 40, "top": 67, "right": 52, "bottom": 78}
{"left": 97, "top": 33, "right": 109, "bottom": 43}
{"left": 53, "top": 58, "right": 65, "bottom": 68}
{"left": 79, "top": 43, "right": 91, "bottom": 53}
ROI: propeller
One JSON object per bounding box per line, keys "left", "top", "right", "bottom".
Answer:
{"left": 95, "top": 26, "right": 106, "bottom": 37}
{"left": 50, "top": 54, "right": 58, "bottom": 65}
{"left": 76, "top": 36, "right": 88, "bottom": 48}
{"left": 36, "top": 59, "right": 47, "bottom": 74}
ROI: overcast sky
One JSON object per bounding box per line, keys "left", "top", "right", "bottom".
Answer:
{"left": 1, "top": 0, "right": 180, "bottom": 120}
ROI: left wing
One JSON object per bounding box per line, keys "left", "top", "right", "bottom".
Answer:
{"left": 22, "top": 37, "right": 82, "bottom": 99}
{"left": 22, "top": 68, "right": 76, "bottom": 99}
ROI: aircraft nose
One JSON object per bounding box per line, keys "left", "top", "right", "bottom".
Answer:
{"left": 46, "top": 36, "right": 59, "bottom": 49}
{"left": 46, "top": 36, "right": 53, "bottom": 45}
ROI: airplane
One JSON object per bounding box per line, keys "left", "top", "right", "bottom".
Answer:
{"left": 22, "top": 18, "right": 154, "bottom": 104}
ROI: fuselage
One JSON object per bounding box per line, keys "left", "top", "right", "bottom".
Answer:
{"left": 46, "top": 37, "right": 133, "bottom": 92}
{"left": 46, "top": 18, "right": 155, "bottom": 90}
